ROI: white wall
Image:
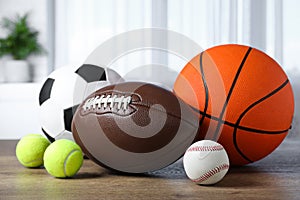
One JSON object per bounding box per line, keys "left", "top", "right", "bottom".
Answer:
{"left": 0, "top": 83, "right": 41, "bottom": 139}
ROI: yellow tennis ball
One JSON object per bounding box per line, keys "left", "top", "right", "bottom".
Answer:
{"left": 16, "top": 134, "right": 51, "bottom": 168}
{"left": 43, "top": 139, "right": 83, "bottom": 178}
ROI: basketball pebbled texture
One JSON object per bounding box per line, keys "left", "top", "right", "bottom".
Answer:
{"left": 72, "top": 82, "right": 199, "bottom": 173}
{"left": 174, "top": 44, "right": 294, "bottom": 166}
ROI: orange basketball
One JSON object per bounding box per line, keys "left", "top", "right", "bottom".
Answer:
{"left": 174, "top": 44, "right": 294, "bottom": 166}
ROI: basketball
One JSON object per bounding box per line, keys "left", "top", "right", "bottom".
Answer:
{"left": 173, "top": 44, "right": 294, "bottom": 166}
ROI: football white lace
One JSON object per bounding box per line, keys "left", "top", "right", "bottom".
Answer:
{"left": 83, "top": 95, "right": 132, "bottom": 111}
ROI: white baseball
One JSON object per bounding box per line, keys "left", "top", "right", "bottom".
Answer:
{"left": 183, "top": 140, "right": 230, "bottom": 185}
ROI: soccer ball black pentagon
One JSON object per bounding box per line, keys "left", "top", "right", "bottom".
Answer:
{"left": 39, "top": 64, "right": 123, "bottom": 142}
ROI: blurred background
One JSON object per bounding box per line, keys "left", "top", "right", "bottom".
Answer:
{"left": 0, "top": 0, "right": 299, "bottom": 139}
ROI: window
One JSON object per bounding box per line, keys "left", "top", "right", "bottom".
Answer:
{"left": 53, "top": 0, "right": 300, "bottom": 139}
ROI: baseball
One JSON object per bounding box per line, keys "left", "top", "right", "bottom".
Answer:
{"left": 183, "top": 140, "right": 230, "bottom": 185}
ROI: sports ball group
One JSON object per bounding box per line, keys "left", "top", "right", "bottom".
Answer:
{"left": 16, "top": 44, "right": 294, "bottom": 185}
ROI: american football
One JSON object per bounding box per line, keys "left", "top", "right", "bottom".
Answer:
{"left": 72, "top": 82, "right": 199, "bottom": 173}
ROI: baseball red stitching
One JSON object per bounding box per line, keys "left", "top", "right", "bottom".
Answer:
{"left": 192, "top": 163, "right": 229, "bottom": 183}
{"left": 187, "top": 145, "right": 224, "bottom": 152}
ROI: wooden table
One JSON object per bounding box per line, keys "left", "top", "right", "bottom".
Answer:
{"left": 0, "top": 139, "right": 299, "bottom": 200}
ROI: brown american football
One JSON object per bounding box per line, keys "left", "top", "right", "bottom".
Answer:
{"left": 72, "top": 82, "right": 199, "bottom": 173}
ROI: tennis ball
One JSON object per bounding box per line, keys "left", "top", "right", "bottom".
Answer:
{"left": 43, "top": 139, "right": 83, "bottom": 178}
{"left": 16, "top": 134, "right": 51, "bottom": 168}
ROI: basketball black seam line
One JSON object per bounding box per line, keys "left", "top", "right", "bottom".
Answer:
{"left": 232, "top": 79, "right": 290, "bottom": 163}
{"left": 213, "top": 47, "right": 253, "bottom": 140}
{"left": 199, "top": 52, "right": 209, "bottom": 127}
{"left": 191, "top": 106, "right": 290, "bottom": 134}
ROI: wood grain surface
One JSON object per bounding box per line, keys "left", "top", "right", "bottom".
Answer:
{"left": 0, "top": 139, "right": 299, "bottom": 200}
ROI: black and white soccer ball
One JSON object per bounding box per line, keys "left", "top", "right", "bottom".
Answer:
{"left": 39, "top": 64, "right": 123, "bottom": 142}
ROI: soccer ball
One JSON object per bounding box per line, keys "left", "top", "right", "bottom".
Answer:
{"left": 39, "top": 64, "right": 123, "bottom": 142}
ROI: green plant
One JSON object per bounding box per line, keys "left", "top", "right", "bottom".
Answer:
{"left": 0, "top": 13, "right": 44, "bottom": 60}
